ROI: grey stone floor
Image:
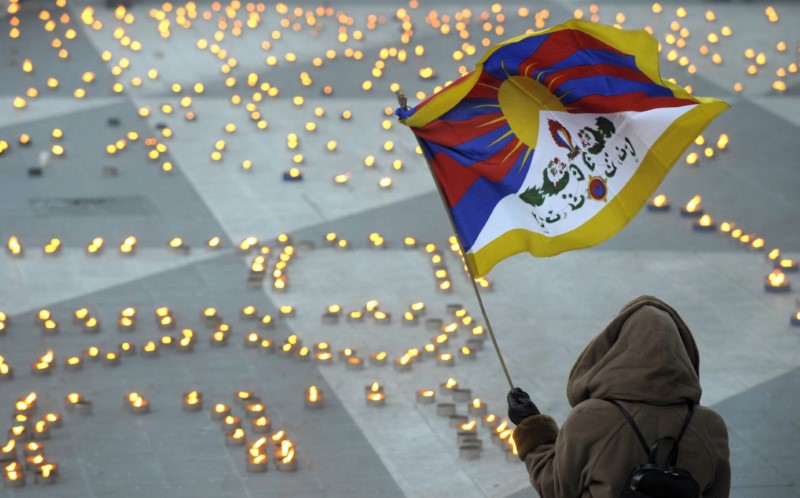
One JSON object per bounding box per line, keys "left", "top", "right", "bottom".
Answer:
{"left": 1, "top": 0, "right": 799, "bottom": 497}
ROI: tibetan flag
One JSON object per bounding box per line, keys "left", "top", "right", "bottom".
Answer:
{"left": 398, "top": 20, "right": 728, "bottom": 278}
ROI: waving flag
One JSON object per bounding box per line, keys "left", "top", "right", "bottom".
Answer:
{"left": 398, "top": 20, "right": 728, "bottom": 278}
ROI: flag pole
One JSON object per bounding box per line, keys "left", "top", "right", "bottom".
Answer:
{"left": 396, "top": 90, "right": 515, "bottom": 391}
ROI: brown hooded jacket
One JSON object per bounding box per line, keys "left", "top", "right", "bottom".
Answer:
{"left": 512, "top": 296, "right": 730, "bottom": 498}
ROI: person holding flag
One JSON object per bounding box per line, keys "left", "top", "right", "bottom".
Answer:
{"left": 398, "top": 20, "right": 731, "bottom": 497}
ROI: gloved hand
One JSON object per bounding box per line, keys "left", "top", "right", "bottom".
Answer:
{"left": 507, "top": 387, "right": 540, "bottom": 425}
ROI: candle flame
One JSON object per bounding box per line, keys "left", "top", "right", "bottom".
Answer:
{"left": 280, "top": 439, "right": 294, "bottom": 457}
{"left": 684, "top": 195, "right": 701, "bottom": 212}
{"left": 308, "top": 386, "right": 319, "bottom": 402}
{"left": 375, "top": 351, "right": 387, "bottom": 360}
{"left": 214, "top": 404, "right": 227, "bottom": 413}
{"left": 399, "top": 354, "right": 411, "bottom": 365}
{"left": 461, "top": 346, "right": 471, "bottom": 355}
{"left": 42, "top": 350, "right": 54, "bottom": 363}
{"left": 440, "top": 353, "right": 452, "bottom": 361}
{"left": 253, "top": 454, "right": 266, "bottom": 464}
{"left": 652, "top": 194, "right": 667, "bottom": 207}
{"left": 271, "top": 430, "right": 285, "bottom": 442}
{"left": 4, "top": 462, "right": 19, "bottom": 472}
{"left": 768, "top": 249, "right": 781, "bottom": 260}
{"left": 472, "top": 398, "right": 482, "bottom": 408}
{"left": 780, "top": 259, "right": 796, "bottom": 269}
{"left": 719, "top": 222, "right": 733, "bottom": 233}
{"left": 68, "top": 393, "right": 81, "bottom": 403}
{"left": 232, "top": 428, "right": 244, "bottom": 438}
{"left": 445, "top": 378, "right": 458, "bottom": 389}
{"left": 698, "top": 214, "right": 713, "bottom": 226}
{"left": 496, "top": 421, "right": 508, "bottom": 433}
{"left": 1, "top": 440, "right": 15, "bottom": 453}
{"left": 499, "top": 429, "right": 513, "bottom": 440}
{"left": 35, "top": 421, "right": 46, "bottom": 432}
{"left": 752, "top": 238, "right": 765, "bottom": 249}
{"left": 768, "top": 270, "right": 786, "bottom": 286}
{"left": 370, "top": 382, "right": 380, "bottom": 392}
{"left": 282, "top": 448, "right": 295, "bottom": 464}
{"left": 367, "top": 392, "right": 384, "bottom": 401}
{"left": 460, "top": 420, "right": 477, "bottom": 431}
{"left": 421, "top": 390, "right": 434, "bottom": 397}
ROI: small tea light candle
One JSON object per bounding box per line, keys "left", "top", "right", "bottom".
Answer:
{"left": 31, "top": 421, "right": 49, "bottom": 441}
{"left": 338, "top": 348, "right": 356, "bottom": 361}
{"left": 449, "top": 414, "right": 469, "bottom": 428}
{"left": 64, "top": 393, "right": 92, "bottom": 415}
{"left": 365, "top": 382, "right": 383, "bottom": 395}
{"left": 82, "top": 317, "right": 101, "bottom": 334}
{"left": 278, "top": 343, "right": 294, "bottom": 357}
{"left": 345, "top": 356, "right": 364, "bottom": 370}
{"left": 294, "top": 346, "right": 311, "bottom": 362}
{"left": 127, "top": 393, "right": 150, "bottom": 414}
{"left": 440, "top": 378, "right": 458, "bottom": 394}
{"left": 1, "top": 440, "right": 17, "bottom": 462}
{"left": 468, "top": 398, "right": 488, "bottom": 417}
{"left": 346, "top": 310, "right": 364, "bottom": 323}
{"left": 776, "top": 259, "right": 799, "bottom": 273}
{"left": 459, "top": 346, "right": 476, "bottom": 360}
{"left": 246, "top": 454, "right": 268, "bottom": 473}
{"left": 64, "top": 356, "right": 82, "bottom": 371}
{"left": 141, "top": 341, "right": 159, "bottom": 358}
{"left": 393, "top": 355, "right": 413, "bottom": 372}
{"left": 84, "top": 346, "right": 101, "bottom": 362}
{"left": 457, "top": 420, "right": 479, "bottom": 444}
{"left": 260, "top": 315, "right": 275, "bottom": 330}
{"left": 33, "top": 463, "right": 57, "bottom": 484}
{"left": 260, "top": 339, "right": 275, "bottom": 353}
{"left": 251, "top": 416, "right": 272, "bottom": 433}
{"left": 245, "top": 403, "right": 266, "bottom": 419}
{"left": 436, "top": 403, "right": 456, "bottom": 417}
{"left": 210, "top": 403, "right": 231, "bottom": 421}
{"left": 247, "top": 437, "right": 268, "bottom": 458}
{"left": 366, "top": 391, "right": 386, "bottom": 407}
{"left": 275, "top": 440, "right": 297, "bottom": 471}
{"left": 117, "top": 317, "right": 136, "bottom": 332}
{"left": 241, "top": 306, "right": 258, "bottom": 320}
{"left": 103, "top": 352, "right": 121, "bottom": 366}
{"left": 765, "top": 270, "right": 791, "bottom": 293}
{"left": 119, "top": 342, "right": 136, "bottom": 356}
{"left": 8, "top": 425, "right": 27, "bottom": 441}
{"left": 647, "top": 194, "right": 670, "bottom": 211}
{"left": 183, "top": 391, "right": 203, "bottom": 412}
{"left": 225, "top": 428, "right": 247, "bottom": 446}
{"left": 22, "top": 442, "right": 41, "bottom": 457}
{"left": 402, "top": 311, "right": 419, "bottom": 326}
{"left": 416, "top": 389, "right": 436, "bottom": 404}
{"left": 42, "top": 413, "right": 61, "bottom": 429}
{"left": 693, "top": 214, "right": 716, "bottom": 232}
{"left": 437, "top": 353, "right": 455, "bottom": 367}
{"left": 235, "top": 391, "right": 259, "bottom": 407}
{"left": 244, "top": 332, "right": 261, "bottom": 349}
{"left": 315, "top": 352, "right": 333, "bottom": 365}
{"left": 210, "top": 331, "right": 229, "bottom": 347}
{"left": 305, "top": 386, "right": 324, "bottom": 409}
{"left": 369, "top": 351, "right": 388, "bottom": 366}
{"left": 3, "top": 465, "right": 25, "bottom": 488}
{"left": 458, "top": 444, "right": 482, "bottom": 460}
{"left": 680, "top": 195, "right": 703, "bottom": 217}
{"left": 222, "top": 415, "right": 242, "bottom": 431}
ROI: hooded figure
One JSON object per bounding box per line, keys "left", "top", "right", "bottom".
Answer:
{"left": 510, "top": 296, "right": 730, "bottom": 498}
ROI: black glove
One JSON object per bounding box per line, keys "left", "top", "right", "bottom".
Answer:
{"left": 507, "top": 387, "right": 540, "bottom": 425}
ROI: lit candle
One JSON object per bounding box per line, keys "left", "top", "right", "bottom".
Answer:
{"left": 64, "top": 393, "right": 92, "bottom": 415}
{"left": 182, "top": 391, "right": 203, "bottom": 412}
{"left": 119, "top": 342, "right": 136, "bottom": 356}
{"left": 440, "top": 377, "right": 458, "bottom": 394}
{"left": 457, "top": 420, "right": 479, "bottom": 445}
{"left": 251, "top": 416, "right": 272, "bottom": 434}
{"left": 468, "top": 398, "right": 488, "bottom": 417}
{"left": 345, "top": 356, "right": 364, "bottom": 370}
{"left": 338, "top": 348, "right": 356, "bottom": 361}
{"left": 210, "top": 404, "right": 231, "bottom": 421}
{"left": 244, "top": 332, "right": 261, "bottom": 349}
{"left": 765, "top": 270, "right": 791, "bottom": 293}
{"left": 459, "top": 346, "right": 476, "bottom": 360}
{"left": 84, "top": 346, "right": 101, "bottom": 362}
{"left": 22, "top": 442, "right": 41, "bottom": 458}
{"left": 127, "top": 393, "right": 150, "bottom": 414}
{"left": 693, "top": 214, "right": 716, "bottom": 232}
{"left": 225, "top": 428, "right": 247, "bottom": 446}
{"left": 245, "top": 403, "right": 266, "bottom": 419}
{"left": 369, "top": 351, "right": 388, "bottom": 366}
{"left": 82, "top": 316, "right": 101, "bottom": 334}
{"left": 246, "top": 453, "right": 268, "bottom": 473}
{"left": 305, "top": 386, "right": 324, "bottom": 409}
{"left": 776, "top": 259, "right": 799, "bottom": 273}
{"left": 3, "top": 463, "right": 25, "bottom": 488}
{"left": 647, "top": 194, "right": 670, "bottom": 211}
{"left": 31, "top": 421, "right": 50, "bottom": 441}
{"left": 0, "top": 360, "right": 11, "bottom": 381}
{"left": 235, "top": 391, "right": 260, "bottom": 407}
{"left": 42, "top": 413, "right": 61, "bottom": 429}
{"left": 141, "top": 341, "right": 159, "bottom": 358}
{"left": 260, "top": 339, "right": 275, "bottom": 353}
{"left": 393, "top": 354, "right": 413, "bottom": 372}
{"left": 366, "top": 391, "right": 386, "bottom": 407}
{"left": 31, "top": 461, "right": 57, "bottom": 484}
{"left": 102, "top": 352, "right": 121, "bottom": 367}
{"left": 210, "top": 330, "right": 229, "bottom": 347}
{"left": 314, "top": 352, "right": 333, "bottom": 365}
{"left": 275, "top": 440, "right": 297, "bottom": 471}
{"left": 680, "top": 195, "right": 703, "bottom": 217}
{"left": 222, "top": 415, "right": 243, "bottom": 432}
{"left": 437, "top": 353, "right": 455, "bottom": 367}
{"left": 416, "top": 389, "right": 436, "bottom": 404}
{"left": 0, "top": 440, "right": 16, "bottom": 463}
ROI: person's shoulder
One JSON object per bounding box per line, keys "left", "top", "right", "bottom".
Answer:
{"left": 563, "top": 399, "right": 625, "bottom": 432}
{"left": 692, "top": 405, "right": 729, "bottom": 439}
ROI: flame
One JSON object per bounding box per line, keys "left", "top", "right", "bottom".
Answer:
{"left": 11, "top": 426, "right": 24, "bottom": 436}
{"left": 68, "top": 393, "right": 81, "bottom": 403}
{"left": 768, "top": 249, "right": 781, "bottom": 260}
{"left": 133, "top": 397, "right": 143, "bottom": 408}
{"left": 282, "top": 343, "right": 292, "bottom": 352}
{"left": 768, "top": 271, "right": 786, "bottom": 286}
{"left": 445, "top": 378, "right": 458, "bottom": 389}
{"left": 367, "top": 392, "right": 384, "bottom": 401}
{"left": 45, "top": 414, "right": 59, "bottom": 423}
{"left": 0, "top": 364, "right": 8, "bottom": 375}
{"left": 440, "top": 353, "right": 452, "bottom": 361}
{"left": 424, "top": 344, "right": 436, "bottom": 353}
{"left": 280, "top": 439, "right": 294, "bottom": 457}
{"left": 411, "top": 302, "right": 425, "bottom": 311}
{"left": 32, "top": 454, "right": 44, "bottom": 464}
{"left": 399, "top": 354, "right": 411, "bottom": 365}
{"left": 461, "top": 346, "right": 471, "bottom": 355}
{"left": 1, "top": 440, "right": 15, "bottom": 453}
{"left": 780, "top": 259, "right": 797, "bottom": 269}
{"left": 496, "top": 421, "right": 508, "bottom": 433}
{"left": 698, "top": 214, "right": 713, "bottom": 226}
{"left": 232, "top": 428, "right": 244, "bottom": 439}
{"left": 652, "top": 194, "right": 667, "bottom": 207}
{"left": 68, "top": 357, "right": 80, "bottom": 365}
{"left": 35, "top": 421, "right": 46, "bottom": 432}
{"left": 253, "top": 454, "right": 266, "bottom": 464}
{"left": 5, "top": 462, "right": 19, "bottom": 472}
{"left": 214, "top": 404, "right": 228, "bottom": 413}
{"left": 499, "top": 429, "right": 513, "bottom": 441}
{"left": 7, "top": 470, "right": 20, "bottom": 480}
{"left": 460, "top": 420, "right": 477, "bottom": 431}
{"left": 282, "top": 448, "right": 295, "bottom": 464}
{"left": 484, "top": 414, "right": 497, "bottom": 423}
{"left": 308, "top": 386, "right": 319, "bottom": 402}
{"left": 420, "top": 390, "right": 434, "bottom": 397}
{"left": 472, "top": 398, "right": 482, "bottom": 408}
{"left": 271, "top": 430, "right": 285, "bottom": 442}
{"left": 224, "top": 415, "right": 236, "bottom": 425}
{"left": 375, "top": 351, "right": 387, "bottom": 360}
{"left": 752, "top": 238, "right": 765, "bottom": 249}
{"left": 719, "top": 222, "right": 733, "bottom": 233}
{"left": 684, "top": 195, "right": 701, "bottom": 212}
{"left": 370, "top": 382, "right": 381, "bottom": 392}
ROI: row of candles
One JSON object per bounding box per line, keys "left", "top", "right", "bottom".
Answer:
{"left": 648, "top": 193, "right": 799, "bottom": 324}
{"left": 3, "top": 392, "right": 61, "bottom": 487}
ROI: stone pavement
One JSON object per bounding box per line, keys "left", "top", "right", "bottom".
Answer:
{"left": 0, "top": 0, "right": 799, "bottom": 497}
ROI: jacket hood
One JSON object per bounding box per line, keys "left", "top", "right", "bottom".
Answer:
{"left": 567, "top": 296, "right": 701, "bottom": 407}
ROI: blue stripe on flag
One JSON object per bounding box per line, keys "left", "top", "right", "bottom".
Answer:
{"left": 482, "top": 34, "right": 551, "bottom": 80}
{"left": 424, "top": 124, "right": 515, "bottom": 167}
{"left": 556, "top": 76, "right": 674, "bottom": 103}
{"left": 451, "top": 150, "right": 531, "bottom": 251}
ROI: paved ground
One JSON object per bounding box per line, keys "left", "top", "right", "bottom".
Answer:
{"left": 0, "top": 0, "right": 799, "bottom": 497}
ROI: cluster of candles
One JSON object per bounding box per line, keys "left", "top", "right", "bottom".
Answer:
{"left": 421, "top": 378, "right": 518, "bottom": 461}
{"left": 2, "top": 392, "right": 61, "bottom": 487}
{"left": 648, "top": 192, "right": 798, "bottom": 306}
{"left": 208, "top": 391, "right": 297, "bottom": 472}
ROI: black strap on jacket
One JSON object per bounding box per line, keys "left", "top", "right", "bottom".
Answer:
{"left": 606, "top": 399, "right": 694, "bottom": 466}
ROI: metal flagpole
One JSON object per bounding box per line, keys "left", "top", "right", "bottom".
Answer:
{"left": 396, "top": 91, "right": 515, "bottom": 391}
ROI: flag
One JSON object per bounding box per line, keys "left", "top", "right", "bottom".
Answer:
{"left": 398, "top": 20, "right": 728, "bottom": 278}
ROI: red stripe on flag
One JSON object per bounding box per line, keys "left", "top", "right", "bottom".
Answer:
{"left": 541, "top": 63, "right": 655, "bottom": 89}
{"left": 565, "top": 93, "right": 698, "bottom": 113}
{"left": 431, "top": 137, "right": 526, "bottom": 207}
{"left": 414, "top": 111, "right": 506, "bottom": 147}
